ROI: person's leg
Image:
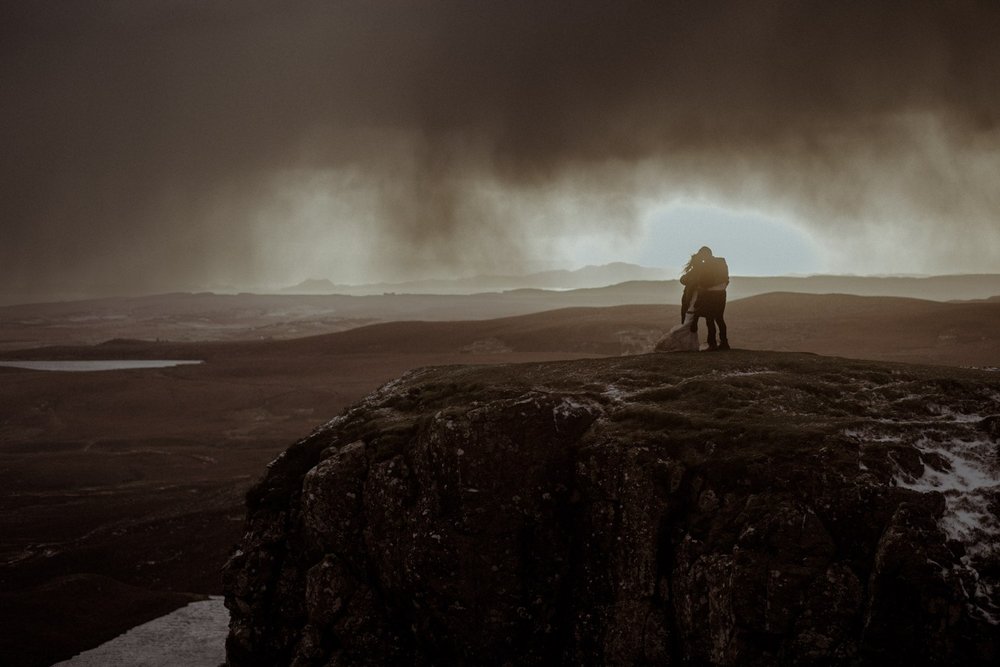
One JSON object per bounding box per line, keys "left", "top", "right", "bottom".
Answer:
{"left": 706, "top": 314, "right": 718, "bottom": 349}
{"left": 717, "top": 293, "right": 729, "bottom": 349}
{"left": 701, "top": 291, "right": 719, "bottom": 348}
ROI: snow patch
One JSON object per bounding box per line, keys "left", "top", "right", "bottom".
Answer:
{"left": 894, "top": 433, "right": 1000, "bottom": 623}
{"left": 552, "top": 396, "right": 601, "bottom": 434}
{"left": 53, "top": 597, "right": 228, "bottom": 666}
{"left": 602, "top": 384, "right": 628, "bottom": 403}
{"left": 553, "top": 396, "right": 590, "bottom": 419}
{"left": 895, "top": 436, "right": 997, "bottom": 497}
{"left": 932, "top": 405, "right": 987, "bottom": 423}
{"left": 714, "top": 368, "right": 776, "bottom": 378}
{"left": 842, "top": 427, "right": 900, "bottom": 443}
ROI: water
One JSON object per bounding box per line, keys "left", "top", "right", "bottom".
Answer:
{"left": 0, "top": 360, "right": 202, "bottom": 372}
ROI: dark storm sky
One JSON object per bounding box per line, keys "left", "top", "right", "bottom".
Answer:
{"left": 2, "top": 1, "right": 999, "bottom": 298}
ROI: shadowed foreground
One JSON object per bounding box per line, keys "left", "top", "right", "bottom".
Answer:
{"left": 225, "top": 351, "right": 1000, "bottom": 665}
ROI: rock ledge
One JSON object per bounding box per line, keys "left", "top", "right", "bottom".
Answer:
{"left": 224, "top": 351, "right": 1000, "bottom": 665}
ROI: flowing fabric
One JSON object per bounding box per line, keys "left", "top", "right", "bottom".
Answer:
{"left": 655, "top": 293, "right": 700, "bottom": 352}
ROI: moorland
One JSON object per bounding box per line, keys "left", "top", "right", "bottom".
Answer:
{"left": 1, "top": 282, "right": 998, "bottom": 665}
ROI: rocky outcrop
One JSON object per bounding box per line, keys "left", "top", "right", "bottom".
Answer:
{"left": 223, "top": 351, "right": 1000, "bottom": 665}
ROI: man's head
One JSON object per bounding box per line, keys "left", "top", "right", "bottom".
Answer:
{"left": 697, "top": 246, "right": 713, "bottom": 258}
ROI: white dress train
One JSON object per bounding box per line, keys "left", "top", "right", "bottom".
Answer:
{"left": 655, "top": 294, "right": 700, "bottom": 352}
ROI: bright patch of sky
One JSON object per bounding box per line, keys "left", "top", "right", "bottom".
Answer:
{"left": 559, "top": 203, "right": 826, "bottom": 276}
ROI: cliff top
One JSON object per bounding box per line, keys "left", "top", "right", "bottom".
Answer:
{"left": 230, "top": 350, "right": 1000, "bottom": 665}
{"left": 258, "top": 350, "right": 998, "bottom": 504}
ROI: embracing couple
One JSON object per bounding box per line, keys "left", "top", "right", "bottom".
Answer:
{"left": 661, "top": 246, "right": 730, "bottom": 352}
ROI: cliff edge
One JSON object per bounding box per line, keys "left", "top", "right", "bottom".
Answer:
{"left": 223, "top": 351, "right": 1000, "bottom": 665}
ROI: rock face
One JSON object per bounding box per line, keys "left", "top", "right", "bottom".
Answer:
{"left": 223, "top": 351, "right": 1000, "bottom": 666}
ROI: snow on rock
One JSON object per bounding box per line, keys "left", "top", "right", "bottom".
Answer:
{"left": 53, "top": 597, "right": 228, "bottom": 666}
{"left": 601, "top": 384, "right": 628, "bottom": 403}
{"left": 892, "top": 421, "right": 1000, "bottom": 623}
{"left": 899, "top": 434, "right": 1000, "bottom": 551}
{"left": 713, "top": 367, "right": 776, "bottom": 378}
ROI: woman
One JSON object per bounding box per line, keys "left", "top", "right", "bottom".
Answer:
{"left": 655, "top": 252, "right": 703, "bottom": 352}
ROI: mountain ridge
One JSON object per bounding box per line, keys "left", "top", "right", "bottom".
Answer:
{"left": 278, "top": 262, "right": 675, "bottom": 295}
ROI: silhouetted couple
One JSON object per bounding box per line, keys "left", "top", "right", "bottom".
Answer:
{"left": 678, "top": 246, "right": 730, "bottom": 351}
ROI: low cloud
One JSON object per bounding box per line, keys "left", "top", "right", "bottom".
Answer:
{"left": 2, "top": 1, "right": 998, "bottom": 296}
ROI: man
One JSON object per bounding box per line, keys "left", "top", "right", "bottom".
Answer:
{"left": 693, "top": 246, "right": 730, "bottom": 351}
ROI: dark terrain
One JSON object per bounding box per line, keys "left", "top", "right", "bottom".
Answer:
{"left": 226, "top": 351, "right": 1000, "bottom": 665}
{"left": 0, "top": 292, "right": 998, "bottom": 664}
{"left": 0, "top": 345, "right": 591, "bottom": 667}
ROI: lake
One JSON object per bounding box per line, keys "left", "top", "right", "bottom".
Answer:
{"left": 0, "top": 360, "right": 203, "bottom": 372}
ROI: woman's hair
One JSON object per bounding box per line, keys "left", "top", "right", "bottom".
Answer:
{"left": 682, "top": 246, "right": 713, "bottom": 276}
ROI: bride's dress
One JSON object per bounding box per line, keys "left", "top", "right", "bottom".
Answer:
{"left": 655, "top": 295, "right": 700, "bottom": 352}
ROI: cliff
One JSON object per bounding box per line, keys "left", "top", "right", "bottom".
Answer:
{"left": 223, "top": 351, "right": 1000, "bottom": 665}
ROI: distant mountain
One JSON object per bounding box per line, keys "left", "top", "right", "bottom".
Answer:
{"left": 275, "top": 270, "right": 1000, "bottom": 302}
{"left": 727, "top": 274, "right": 1000, "bottom": 302}
{"left": 279, "top": 263, "right": 676, "bottom": 295}
{"left": 279, "top": 278, "right": 338, "bottom": 294}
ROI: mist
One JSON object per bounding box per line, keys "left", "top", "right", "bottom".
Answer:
{"left": 3, "top": 1, "right": 999, "bottom": 299}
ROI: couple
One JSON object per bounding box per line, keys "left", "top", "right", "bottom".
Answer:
{"left": 660, "top": 246, "right": 730, "bottom": 352}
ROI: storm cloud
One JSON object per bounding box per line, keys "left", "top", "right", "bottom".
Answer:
{"left": 3, "top": 1, "right": 999, "bottom": 297}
